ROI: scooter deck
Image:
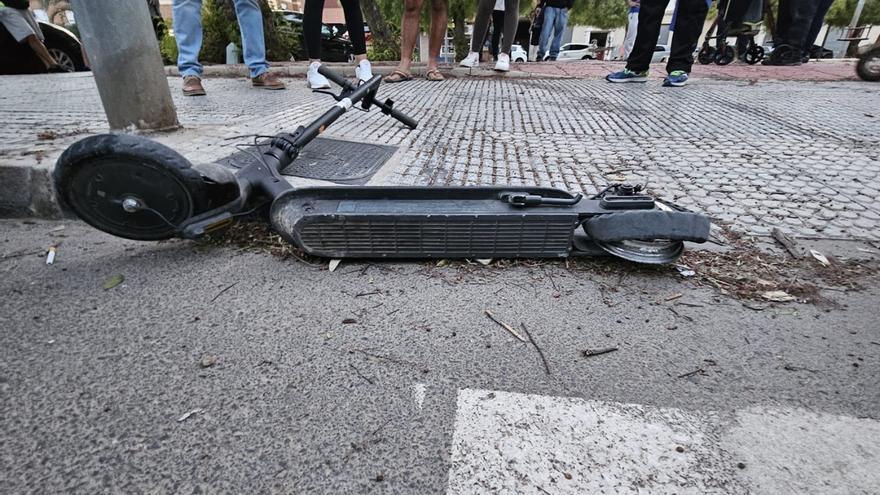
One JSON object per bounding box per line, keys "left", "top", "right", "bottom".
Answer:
{"left": 269, "top": 186, "right": 592, "bottom": 259}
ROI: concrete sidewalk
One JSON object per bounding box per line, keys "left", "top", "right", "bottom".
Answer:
{"left": 1, "top": 67, "right": 878, "bottom": 246}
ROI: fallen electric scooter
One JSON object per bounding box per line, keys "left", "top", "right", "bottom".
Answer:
{"left": 54, "top": 65, "right": 710, "bottom": 265}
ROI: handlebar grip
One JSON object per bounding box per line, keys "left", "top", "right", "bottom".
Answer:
{"left": 386, "top": 106, "right": 418, "bottom": 130}
{"left": 317, "top": 64, "right": 353, "bottom": 89}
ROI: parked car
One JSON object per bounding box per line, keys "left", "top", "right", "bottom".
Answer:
{"left": 550, "top": 42, "right": 599, "bottom": 61}
{"left": 511, "top": 44, "right": 527, "bottom": 62}
{"left": 274, "top": 10, "right": 352, "bottom": 62}
{"left": 0, "top": 20, "right": 87, "bottom": 75}
{"left": 651, "top": 44, "right": 670, "bottom": 63}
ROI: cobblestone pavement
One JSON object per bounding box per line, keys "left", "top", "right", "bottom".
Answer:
{"left": 514, "top": 58, "right": 862, "bottom": 81}
{"left": 1, "top": 71, "right": 878, "bottom": 241}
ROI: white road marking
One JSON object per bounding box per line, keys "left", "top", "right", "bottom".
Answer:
{"left": 447, "top": 389, "right": 880, "bottom": 495}
{"left": 413, "top": 382, "right": 427, "bottom": 411}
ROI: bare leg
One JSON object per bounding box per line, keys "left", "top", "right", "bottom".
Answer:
{"left": 396, "top": 0, "right": 424, "bottom": 74}
{"left": 26, "top": 34, "right": 57, "bottom": 69}
{"left": 427, "top": 0, "right": 448, "bottom": 71}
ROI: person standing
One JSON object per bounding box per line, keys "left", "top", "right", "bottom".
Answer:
{"left": 0, "top": 0, "right": 67, "bottom": 72}
{"left": 606, "top": 0, "right": 709, "bottom": 87}
{"left": 384, "top": 0, "right": 448, "bottom": 82}
{"left": 303, "top": 0, "right": 372, "bottom": 88}
{"left": 528, "top": 1, "right": 545, "bottom": 61}
{"left": 621, "top": 0, "right": 640, "bottom": 60}
{"left": 764, "top": 0, "right": 822, "bottom": 65}
{"left": 490, "top": 0, "right": 507, "bottom": 61}
{"left": 460, "top": 0, "right": 520, "bottom": 71}
{"left": 173, "top": 0, "right": 285, "bottom": 96}
{"left": 536, "top": 0, "right": 572, "bottom": 61}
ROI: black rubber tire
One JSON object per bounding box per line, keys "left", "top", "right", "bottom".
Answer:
{"left": 584, "top": 210, "right": 711, "bottom": 243}
{"left": 744, "top": 45, "right": 764, "bottom": 65}
{"left": 697, "top": 46, "right": 715, "bottom": 65}
{"left": 714, "top": 45, "right": 735, "bottom": 65}
{"left": 856, "top": 47, "right": 880, "bottom": 82}
{"left": 54, "top": 134, "right": 210, "bottom": 240}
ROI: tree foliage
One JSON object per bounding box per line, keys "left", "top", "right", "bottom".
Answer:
{"left": 569, "top": 0, "right": 628, "bottom": 29}
{"left": 199, "top": 0, "right": 298, "bottom": 63}
{"left": 825, "top": 0, "right": 880, "bottom": 27}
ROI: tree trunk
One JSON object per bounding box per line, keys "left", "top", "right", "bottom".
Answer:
{"left": 360, "top": 0, "right": 400, "bottom": 59}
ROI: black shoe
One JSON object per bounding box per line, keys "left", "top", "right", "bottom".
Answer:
{"left": 547, "top": 57, "right": 557, "bottom": 61}
{"left": 762, "top": 44, "right": 802, "bottom": 66}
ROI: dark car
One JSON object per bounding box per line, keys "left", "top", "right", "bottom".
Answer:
{"left": 0, "top": 20, "right": 88, "bottom": 75}
{"left": 274, "top": 10, "right": 352, "bottom": 62}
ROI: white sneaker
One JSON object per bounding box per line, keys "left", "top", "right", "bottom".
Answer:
{"left": 459, "top": 52, "right": 479, "bottom": 68}
{"left": 355, "top": 59, "right": 373, "bottom": 83}
{"left": 307, "top": 61, "right": 330, "bottom": 89}
{"left": 495, "top": 53, "right": 510, "bottom": 72}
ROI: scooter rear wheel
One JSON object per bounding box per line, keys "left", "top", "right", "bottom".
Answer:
{"left": 54, "top": 134, "right": 210, "bottom": 240}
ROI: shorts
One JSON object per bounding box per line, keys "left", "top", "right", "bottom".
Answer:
{"left": 0, "top": 7, "right": 44, "bottom": 43}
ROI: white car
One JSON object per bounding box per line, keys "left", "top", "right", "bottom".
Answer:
{"left": 651, "top": 44, "right": 670, "bottom": 63}
{"left": 511, "top": 44, "right": 528, "bottom": 63}
{"left": 551, "top": 42, "right": 599, "bottom": 61}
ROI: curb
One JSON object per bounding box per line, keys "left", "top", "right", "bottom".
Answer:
{"left": 0, "top": 153, "right": 63, "bottom": 218}
{"left": 163, "top": 63, "right": 562, "bottom": 80}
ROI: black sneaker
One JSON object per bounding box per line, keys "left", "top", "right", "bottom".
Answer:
{"left": 762, "top": 44, "right": 802, "bottom": 66}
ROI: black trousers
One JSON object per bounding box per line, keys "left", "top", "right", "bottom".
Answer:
{"left": 490, "top": 9, "right": 505, "bottom": 59}
{"left": 304, "top": 0, "right": 367, "bottom": 59}
{"left": 626, "top": 0, "right": 709, "bottom": 74}
{"left": 775, "top": 0, "right": 822, "bottom": 50}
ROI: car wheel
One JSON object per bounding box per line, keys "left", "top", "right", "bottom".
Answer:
{"left": 48, "top": 47, "right": 76, "bottom": 72}
{"left": 515, "top": 57, "right": 525, "bottom": 62}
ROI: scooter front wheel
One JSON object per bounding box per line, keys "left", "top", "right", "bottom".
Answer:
{"left": 54, "top": 134, "right": 210, "bottom": 240}
{"left": 583, "top": 208, "right": 711, "bottom": 265}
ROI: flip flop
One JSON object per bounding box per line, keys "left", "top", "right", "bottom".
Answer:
{"left": 383, "top": 70, "right": 413, "bottom": 83}
{"left": 425, "top": 68, "right": 445, "bottom": 81}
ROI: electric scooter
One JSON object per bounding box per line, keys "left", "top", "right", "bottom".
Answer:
{"left": 53, "top": 65, "right": 710, "bottom": 265}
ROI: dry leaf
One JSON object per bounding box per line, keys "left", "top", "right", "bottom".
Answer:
{"left": 103, "top": 274, "right": 124, "bottom": 290}
{"left": 762, "top": 290, "right": 796, "bottom": 302}
{"left": 810, "top": 250, "right": 830, "bottom": 267}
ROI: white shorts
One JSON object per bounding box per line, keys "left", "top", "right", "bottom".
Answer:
{"left": 0, "top": 7, "right": 44, "bottom": 43}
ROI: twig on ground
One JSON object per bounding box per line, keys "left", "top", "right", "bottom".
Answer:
{"left": 520, "top": 323, "right": 551, "bottom": 375}
{"left": 582, "top": 347, "right": 618, "bottom": 358}
{"left": 677, "top": 368, "right": 706, "bottom": 379}
{"left": 484, "top": 310, "right": 526, "bottom": 342}
{"left": 349, "top": 363, "right": 375, "bottom": 384}
{"left": 771, "top": 228, "right": 806, "bottom": 258}
{"left": 211, "top": 282, "right": 238, "bottom": 302}
{"left": 356, "top": 289, "right": 383, "bottom": 297}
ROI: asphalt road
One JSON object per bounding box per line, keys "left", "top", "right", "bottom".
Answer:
{"left": 2, "top": 219, "right": 879, "bottom": 494}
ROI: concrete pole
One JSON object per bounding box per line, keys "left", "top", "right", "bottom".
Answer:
{"left": 70, "top": 0, "right": 179, "bottom": 131}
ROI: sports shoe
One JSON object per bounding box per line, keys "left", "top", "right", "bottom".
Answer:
{"left": 307, "top": 61, "right": 330, "bottom": 89}
{"left": 494, "top": 53, "right": 510, "bottom": 72}
{"left": 662, "top": 70, "right": 689, "bottom": 87}
{"left": 355, "top": 59, "right": 373, "bottom": 83}
{"left": 606, "top": 68, "right": 648, "bottom": 83}
{"left": 762, "top": 44, "right": 802, "bottom": 66}
{"left": 459, "top": 52, "right": 479, "bottom": 68}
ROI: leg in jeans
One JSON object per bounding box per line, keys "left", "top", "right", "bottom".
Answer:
{"left": 548, "top": 7, "right": 567, "bottom": 58}
{"left": 232, "top": 0, "right": 269, "bottom": 78}
{"left": 500, "top": 0, "right": 520, "bottom": 55}
{"left": 470, "top": 0, "right": 495, "bottom": 53}
{"left": 427, "top": 0, "right": 448, "bottom": 70}
{"left": 491, "top": 9, "right": 505, "bottom": 59}
{"left": 396, "top": 0, "right": 425, "bottom": 72}
{"left": 304, "top": 0, "right": 325, "bottom": 59}
{"left": 666, "top": 0, "right": 708, "bottom": 73}
{"left": 538, "top": 6, "right": 559, "bottom": 58}
{"left": 626, "top": 0, "right": 669, "bottom": 72}
{"left": 173, "top": 0, "right": 203, "bottom": 78}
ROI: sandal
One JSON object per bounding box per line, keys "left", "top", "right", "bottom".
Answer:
{"left": 425, "top": 68, "right": 445, "bottom": 81}
{"left": 383, "top": 70, "right": 413, "bottom": 83}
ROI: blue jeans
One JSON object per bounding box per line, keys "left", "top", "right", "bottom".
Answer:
{"left": 173, "top": 0, "right": 268, "bottom": 78}
{"left": 538, "top": 6, "right": 568, "bottom": 59}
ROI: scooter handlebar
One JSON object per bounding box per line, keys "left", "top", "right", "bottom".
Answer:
{"left": 317, "top": 65, "right": 418, "bottom": 130}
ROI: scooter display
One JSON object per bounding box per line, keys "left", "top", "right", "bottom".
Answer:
{"left": 53, "top": 65, "right": 710, "bottom": 265}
